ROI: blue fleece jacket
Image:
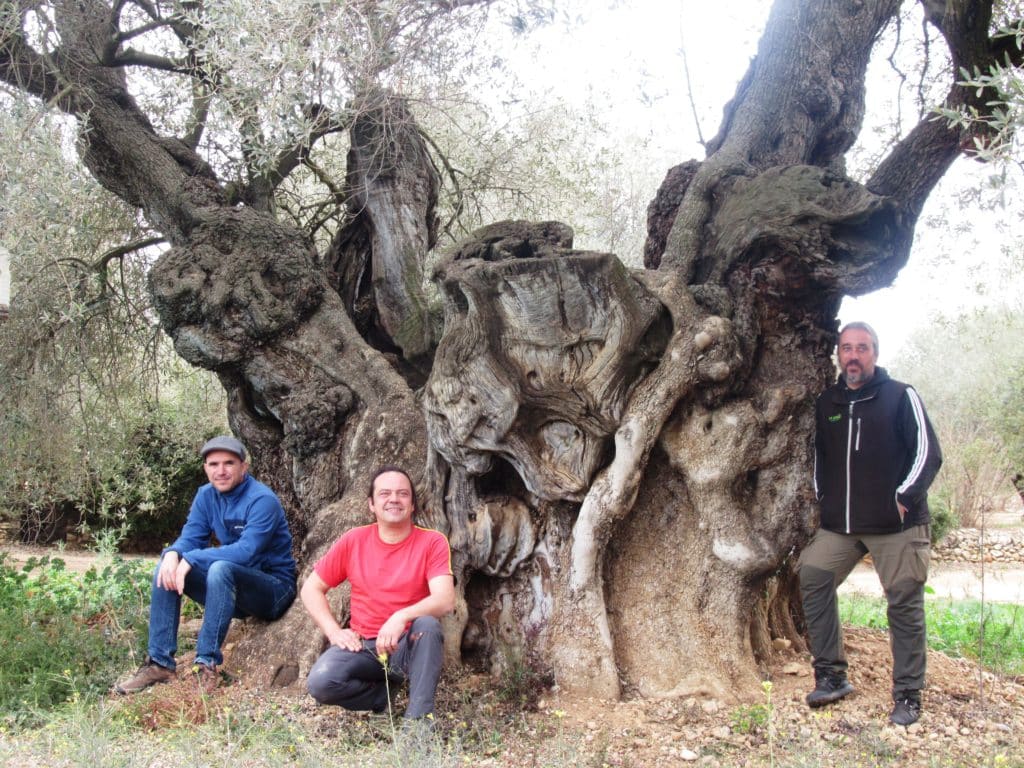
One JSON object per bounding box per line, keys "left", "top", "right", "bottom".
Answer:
{"left": 163, "top": 475, "right": 296, "bottom": 582}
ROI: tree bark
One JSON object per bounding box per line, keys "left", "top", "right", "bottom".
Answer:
{"left": 1, "top": 0, "right": 1014, "bottom": 699}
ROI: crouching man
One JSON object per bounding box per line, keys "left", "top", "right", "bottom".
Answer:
{"left": 302, "top": 466, "right": 454, "bottom": 722}
{"left": 115, "top": 436, "right": 297, "bottom": 694}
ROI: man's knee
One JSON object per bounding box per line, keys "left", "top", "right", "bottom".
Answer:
{"left": 306, "top": 662, "right": 335, "bottom": 704}
{"left": 307, "top": 651, "right": 344, "bottom": 703}
{"left": 886, "top": 578, "right": 925, "bottom": 616}
{"left": 799, "top": 564, "right": 835, "bottom": 595}
{"left": 205, "top": 559, "right": 239, "bottom": 589}
{"left": 409, "top": 615, "right": 442, "bottom": 639}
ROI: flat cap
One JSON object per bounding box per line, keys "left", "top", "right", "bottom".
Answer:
{"left": 200, "top": 435, "right": 247, "bottom": 461}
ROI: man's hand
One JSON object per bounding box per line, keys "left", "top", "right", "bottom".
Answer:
{"left": 897, "top": 501, "right": 907, "bottom": 523}
{"left": 329, "top": 627, "right": 363, "bottom": 653}
{"left": 173, "top": 558, "right": 192, "bottom": 595}
{"left": 157, "top": 552, "right": 180, "bottom": 591}
{"left": 375, "top": 612, "right": 408, "bottom": 655}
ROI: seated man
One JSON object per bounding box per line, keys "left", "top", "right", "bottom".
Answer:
{"left": 302, "top": 466, "right": 454, "bottom": 721}
{"left": 115, "top": 435, "right": 297, "bottom": 693}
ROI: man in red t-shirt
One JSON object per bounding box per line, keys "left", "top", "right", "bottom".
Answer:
{"left": 301, "top": 466, "right": 454, "bottom": 720}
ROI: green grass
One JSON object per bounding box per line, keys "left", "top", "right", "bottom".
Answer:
{"left": 0, "top": 552, "right": 153, "bottom": 724}
{"left": 839, "top": 593, "right": 1024, "bottom": 675}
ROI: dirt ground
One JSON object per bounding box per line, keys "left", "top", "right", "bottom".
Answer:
{"left": 245, "top": 624, "right": 1022, "bottom": 767}
{"left": 5, "top": 535, "right": 1023, "bottom": 766}
{"left": 1, "top": 543, "right": 158, "bottom": 573}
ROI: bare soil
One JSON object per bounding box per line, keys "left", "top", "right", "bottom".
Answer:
{"left": 6, "top": 541, "right": 1023, "bottom": 766}
{"left": 232, "top": 625, "right": 1021, "bottom": 767}
{"left": 1, "top": 543, "right": 158, "bottom": 573}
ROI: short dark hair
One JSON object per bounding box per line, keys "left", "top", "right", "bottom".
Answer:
{"left": 367, "top": 465, "right": 418, "bottom": 512}
{"left": 839, "top": 321, "right": 879, "bottom": 356}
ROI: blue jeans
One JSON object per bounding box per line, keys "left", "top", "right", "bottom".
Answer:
{"left": 147, "top": 559, "right": 296, "bottom": 669}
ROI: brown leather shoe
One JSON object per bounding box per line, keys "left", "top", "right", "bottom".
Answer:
{"left": 113, "top": 658, "right": 176, "bottom": 694}
{"left": 191, "top": 662, "right": 219, "bottom": 694}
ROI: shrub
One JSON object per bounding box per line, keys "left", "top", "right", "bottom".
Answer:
{"left": 0, "top": 402, "right": 221, "bottom": 551}
{"left": 929, "top": 487, "right": 959, "bottom": 544}
{"left": 0, "top": 552, "right": 152, "bottom": 725}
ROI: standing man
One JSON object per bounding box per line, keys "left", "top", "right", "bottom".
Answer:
{"left": 799, "top": 322, "right": 942, "bottom": 726}
{"left": 114, "top": 435, "right": 297, "bottom": 694}
{"left": 302, "top": 466, "right": 454, "bottom": 723}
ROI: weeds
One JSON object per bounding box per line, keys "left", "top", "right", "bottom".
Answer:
{"left": 0, "top": 552, "right": 151, "bottom": 723}
{"left": 730, "top": 701, "right": 770, "bottom": 734}
{"left": 839, "top": 594, "right": 1024, "bottom": 675}
{"left": 1, "top": 559, "right": 1021, "bottom": 767}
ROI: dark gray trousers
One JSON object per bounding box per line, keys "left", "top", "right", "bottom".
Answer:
{"left": 306, "top": 615, "right": 444, "bottom": 719}
{"left": 798, "top": 525, "right": 930, "bottom": 700}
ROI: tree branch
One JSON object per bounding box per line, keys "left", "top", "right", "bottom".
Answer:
{"left": 0, "top": 25, "right": 70, "bottom": 107}
{"left": 870, "top": 2, "right": 1023, "bottom": 211}
{"left": 243, "top": 104, "right": 353, "bottom": 210}
{"left": 111, "top": 48, "right": 189, "bottom": 72}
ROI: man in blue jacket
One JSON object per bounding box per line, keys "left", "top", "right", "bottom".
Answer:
{"left": 799, "top": 322, "right": 942, "bottom": 726}
{"left": 114, "top": 435, "right": 297, "bottom": 694}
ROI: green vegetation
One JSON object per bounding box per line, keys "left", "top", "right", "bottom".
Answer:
{"left": 840, "top": 593, "right": 1024, "bottom": 676}
{"left": 730, "top": 702, "right": 770, "bottom": 734}
{"left": 0, "top": 553, "right": 152, "bottom": 724}
{"left": 894, "top": 308, "right": 1024, "bottom": 536}
{"left": 2, "top": 558, "right": 1020, "bottom": 767}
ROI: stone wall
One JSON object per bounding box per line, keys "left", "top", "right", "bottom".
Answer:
{"left": 934, "top": 528, "right": 1024, "bottom": 564}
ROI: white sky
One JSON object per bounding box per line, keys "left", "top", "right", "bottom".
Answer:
{"left": 502, "top": 1, "right": 1023, "bottom": 363}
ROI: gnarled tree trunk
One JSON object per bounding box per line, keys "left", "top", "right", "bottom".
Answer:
{"left": 2, "top": 0, "right": 1018, "bottom": 699}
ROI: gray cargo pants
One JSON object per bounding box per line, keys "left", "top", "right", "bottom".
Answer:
{"left": 798, "top": 525, "right": 930, "bottom": 700}
{"left": 306, "top": 615, "right": 444, "bottom": 719}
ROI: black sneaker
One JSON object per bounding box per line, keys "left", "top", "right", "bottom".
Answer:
{"left": 889, "top": 697, "right": 921, "bottom": 726}
{"left": 805, "top": 673, "right": 854, "bottom": 708}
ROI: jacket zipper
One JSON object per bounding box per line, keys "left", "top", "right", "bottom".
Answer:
{"left": 845, "top": 402, "right": 855, "bottom": 533}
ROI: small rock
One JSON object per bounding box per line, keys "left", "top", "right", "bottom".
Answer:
{"left": 712, "top": 725, "right": 732, "bottom": 739}
{"left": 587, "top": 720, "right": 598, "bottom": 730}
{"left": 782, "top": 662, "right": 804, "bottom": 675}
{"left": 907, "top": 723, "right": 923, "bottom": 735}
{"left": 772, "top": 637, "right": 792, "bottom": 651}
{"left": 701, "top": 699, "right": 721, "bottom": 715}
{"left": 679, "top": 747, "right": 699, "bottom": 761}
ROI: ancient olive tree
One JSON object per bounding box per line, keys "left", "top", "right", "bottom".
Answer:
{"left": 2, "top": 0, "right": 1020, "bottom": 699}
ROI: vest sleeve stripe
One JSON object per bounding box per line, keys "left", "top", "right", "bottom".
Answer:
{"left": 897, "top": 387, "right": 929, "bottom": 495}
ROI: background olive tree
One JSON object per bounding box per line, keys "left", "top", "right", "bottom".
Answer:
{"left": 895, "top": 305, "right": 1024, "bottom": 534}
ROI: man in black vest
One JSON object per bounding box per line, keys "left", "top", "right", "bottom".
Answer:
{"left": 800, "top": 322, "right": 942, "bottom": 726}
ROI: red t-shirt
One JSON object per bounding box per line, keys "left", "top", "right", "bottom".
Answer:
{"left": 314, "top": 524, "right": 452, "bottom": 638}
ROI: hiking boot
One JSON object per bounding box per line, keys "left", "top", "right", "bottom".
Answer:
{"left": 805, "top": 672, "right": 854, "bottom": 708}
{"left": 889, "top": 696, "right": 921, "bottom": 726}
{"left": 191, "top": 662, "right": 219, "bottom": 694}
{"left": 113, "top": 658, "right": 175, "bottom": 695}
